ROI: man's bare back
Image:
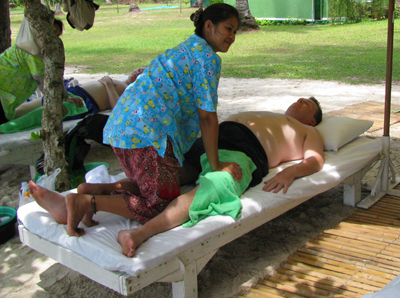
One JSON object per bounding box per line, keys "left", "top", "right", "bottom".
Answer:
{"left": 225, "top": 111, "right": 321, "bottom": 168}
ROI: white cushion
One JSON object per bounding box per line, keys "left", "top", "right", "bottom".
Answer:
{"left": 316, "top": 117, "right": 373, "bottom": 151}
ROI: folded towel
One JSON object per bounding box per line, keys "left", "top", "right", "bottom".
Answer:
{"left": 183, "top": 149, "right": 257, "bottom": 227}
{"left": 0, "top": 93, "right": 88, "bottom": 134}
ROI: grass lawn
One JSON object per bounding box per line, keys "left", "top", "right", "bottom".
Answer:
{"left": 9, "top": 4, "right": 400, "bottom": 84}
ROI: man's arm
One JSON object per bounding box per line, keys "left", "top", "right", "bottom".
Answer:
{"left": 98, "top": 76, "right": 121, "bottom": 109}
{"left": 263, "top": 127, "right": 325, "bottom": 194}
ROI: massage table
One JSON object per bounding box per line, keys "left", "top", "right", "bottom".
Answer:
{"left": 0, "top": 110, "right": 112, "bottom": 178}
{"left": 0, "top": 119, "right": 81, "bottom": 178}
{"left": 17, "top": 135, "right": 382, "bottom": 298}
{"left": 0, "top": 76, "right": 120, "bottom": 178}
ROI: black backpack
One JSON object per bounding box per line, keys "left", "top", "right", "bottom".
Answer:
{"left": 35, "top": 114, "right": 109, "bottom": 187}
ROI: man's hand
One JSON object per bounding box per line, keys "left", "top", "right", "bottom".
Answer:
{"left": 215, "top": 161, "right": 243, "bottom": 182}
{"left": 263, "top": 127, "right": 325, "bottom": 194}
{"left": 126, "top": 67, "right": 147, "bottom": 84}
{"left": 132, "top": 67, "right": 146, "bottom": 78}
{"left": 99, "top": 76, "right": 114, "bottom": 86}
{"left": 262, "top": 167, "right": 296, "bottom": 194}
{"left": 62, "top": 95, "right": 84, "bottom": 115}
{"left": 65, "top": 95, "right": 83, "bottom": 107}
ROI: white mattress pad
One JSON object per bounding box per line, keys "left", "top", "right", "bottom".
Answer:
{"left": 18, "top": 137, "right": 381, "bottom": 276}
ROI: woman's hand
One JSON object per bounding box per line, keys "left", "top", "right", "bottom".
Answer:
{"left": 216, "top": 161, "right": 242, "bottom": 182}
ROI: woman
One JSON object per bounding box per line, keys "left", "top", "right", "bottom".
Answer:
{"left": 0, "top": 18, "right": 65, "bottom": 124}
{"left": 60, "top": 3, "right": 243, "bottom": 237}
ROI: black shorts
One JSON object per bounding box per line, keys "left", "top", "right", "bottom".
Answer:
{"left": 184, "top": 121, "right": 269, "bottom": 187}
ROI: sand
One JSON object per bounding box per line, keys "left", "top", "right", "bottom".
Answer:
{"left": 1, "top": 72, "right": 400, "bottom": 298}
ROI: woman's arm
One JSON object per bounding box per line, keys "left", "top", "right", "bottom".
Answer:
{"left": 198, "top": 108, "right": 242, "bottom": 181}
{"left": 198, "top": 108, "right": 220, "bottom": 171}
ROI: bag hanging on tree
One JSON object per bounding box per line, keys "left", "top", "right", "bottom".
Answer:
{"left": 15, "top": 18, "right": 42, "bottom": 56}
{"left": 63, "top": 0, "right": 99, "bottom": 31}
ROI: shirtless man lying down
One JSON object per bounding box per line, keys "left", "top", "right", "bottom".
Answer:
{"left": 28, "top": 97, "right": 324, "bottom": 257}
{"left": 0, "top": 67, "right": 146, "bottom": 134}
{"left": 68, "top": 67, "right": 146, "bottom": 113}
{"left": 14, "top": 67, "right": 146, "bottom": 118}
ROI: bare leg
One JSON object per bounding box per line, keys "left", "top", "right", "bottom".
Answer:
{"left": 77, "top": 162, "right": 198, "bottom": 196}
{"left": 77, "top": 178, "right": 140, "bottom": 195}
{"left": 65, "top": 193, "right": 93, "bottom": 236}
{"left": 118, "top": 186, "right": 198, "bottom": 257}
{"left": 77, "top": 179, "right": 140, "bottom": 226}
{"left": 65, "top": 192, "right": 136, "bottom": 237}
{"left": 28, "top": 180, "right": 100, "bottom": 228}
{"left": 14, "top": 97, "right": 42, "bottom": 119}
{"left": 28, "top": 180, "right": 68, "bottom": 224}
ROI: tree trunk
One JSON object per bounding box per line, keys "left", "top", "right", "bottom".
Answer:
{"left": 129, "top": 1, "right": 139, "bottom": 12}
{"left": 236, "top": 0, "right": 259, "bottom": 31}
{"left": 24, "top": 0, "right": 70, "bottom": 191}
{"left": 0, "top": 0, "right": 12, "bottom": 53}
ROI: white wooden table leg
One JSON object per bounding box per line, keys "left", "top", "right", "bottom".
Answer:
{"left": 172, "top": 260, "right": 197, "bottom": 298}
{"left": 343, "top": 172, "right": 361, "bottom": 207}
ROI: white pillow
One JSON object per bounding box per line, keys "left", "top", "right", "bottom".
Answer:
{"left": 316, "top": 117, "right": 373, "bottom": 152}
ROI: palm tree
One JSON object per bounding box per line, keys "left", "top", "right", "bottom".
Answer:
{"left": 236, "top": 0, "right": 259, "bottom": 31}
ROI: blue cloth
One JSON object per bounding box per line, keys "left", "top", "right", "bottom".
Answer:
{"left": 103, "top": 34, "right": 221, "bottom": 165}
{"left": 64, "top": 85, "right": 100, "bottom": 120}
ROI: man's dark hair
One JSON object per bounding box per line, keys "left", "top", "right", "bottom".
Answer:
{"left": 309, "top": 96, "right": 323, "bottom": 125}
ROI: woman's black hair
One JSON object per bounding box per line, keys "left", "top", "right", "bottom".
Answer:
{"left": 190, "top": 3, "right": 239, "bottom": 38}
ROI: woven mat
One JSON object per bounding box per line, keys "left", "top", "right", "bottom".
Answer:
{"left": 238, "top": 194, "right": 400, "bottom": 298}
{"left": 326, "top": 100, "right": 400, "bottom": 132}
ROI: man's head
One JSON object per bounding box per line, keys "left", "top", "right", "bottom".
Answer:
{"left": 285, "top": 96, "right": 323, "bottom": 126}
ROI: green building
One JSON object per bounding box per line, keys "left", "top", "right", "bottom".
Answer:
{"left": 218, "top": 0, "right": 330, "bottom": 22}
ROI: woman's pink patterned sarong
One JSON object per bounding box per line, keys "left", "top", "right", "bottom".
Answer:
{"left": 112, "top": 140, "right": 181, "bottom": 224}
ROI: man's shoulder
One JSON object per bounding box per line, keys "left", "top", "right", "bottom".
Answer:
{"left": 305, "top": 125, "right": 323, "bottom": 143}
{"left": 306, "top": 124, "right": 319, "bottom": 133}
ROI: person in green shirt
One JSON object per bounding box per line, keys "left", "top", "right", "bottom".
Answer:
{"left": 0, "top": 18, "right": 64, "bottom": 124}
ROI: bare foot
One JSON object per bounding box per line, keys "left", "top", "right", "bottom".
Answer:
{"left": 118, "top": 229, "right": 146, "bottom": 257}
{"left": 82, "top": 212, "right": 99, "bottom": 228}
{"left": 65, "top": 193, "right": 93, "bottom": 237}
{"left": 28, "top": 180, "right": 67, "bottom": 224}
